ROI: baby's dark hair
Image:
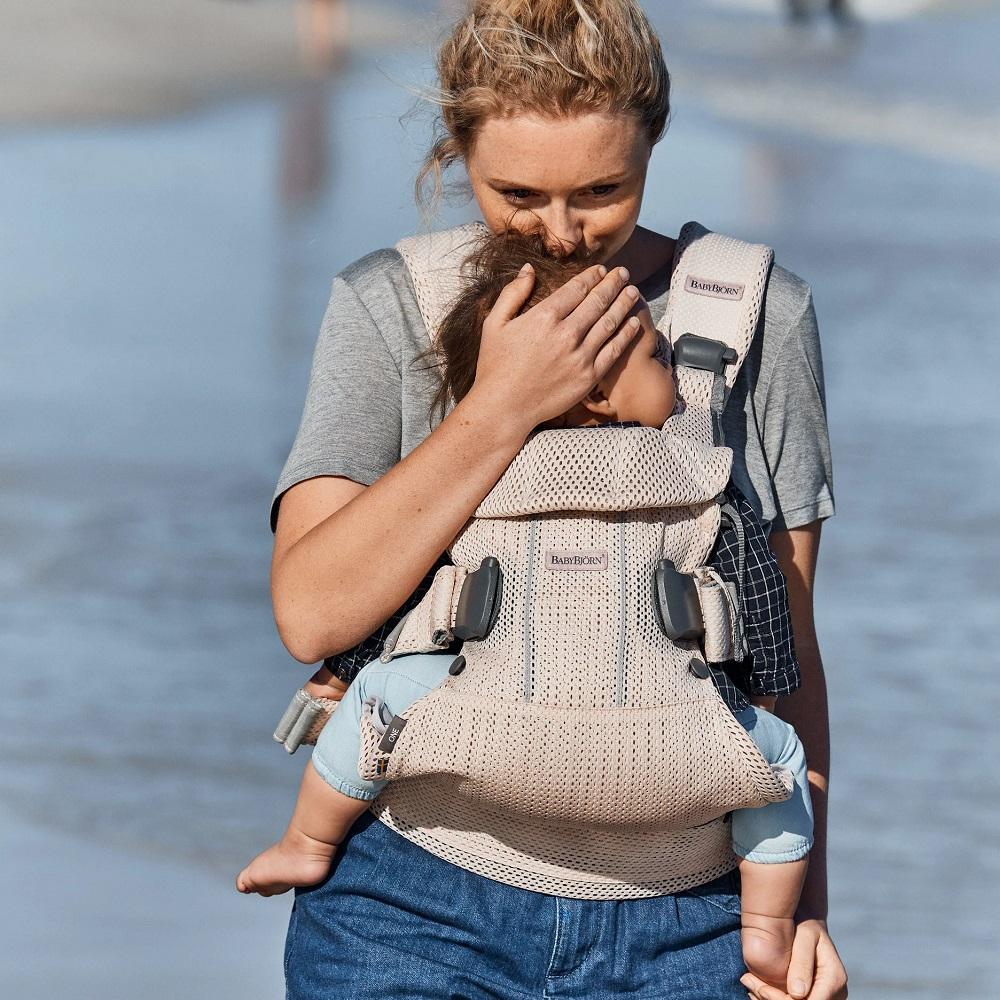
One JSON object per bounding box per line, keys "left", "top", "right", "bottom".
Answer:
{"left": 418, "top": 229, "right": 599, "bottom": 429}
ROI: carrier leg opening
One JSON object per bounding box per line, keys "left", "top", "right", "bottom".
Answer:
{"left": 730, "top": 706, "right": 814, "bottom": 864}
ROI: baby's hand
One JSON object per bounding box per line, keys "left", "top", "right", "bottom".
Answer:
{"left": 303, "top": 665, "right": 350, "bottom": 702}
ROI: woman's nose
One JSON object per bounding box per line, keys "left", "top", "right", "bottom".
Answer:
{"left": 536, "top": 209, "right": 584, "bottom": 257}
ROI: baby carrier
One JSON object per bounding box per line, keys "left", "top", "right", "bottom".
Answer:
{"left": 356, "top": 220, "right": 793, "bottom": 899}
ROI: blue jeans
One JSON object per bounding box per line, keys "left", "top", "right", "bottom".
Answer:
{"left": 311, "top": 653, "right": 814, "bottom": 864}
{"left": 285, "top": 810, "right": 749, "bottom": 998}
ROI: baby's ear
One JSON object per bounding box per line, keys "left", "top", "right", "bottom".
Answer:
{"left": 579, "top": 385, "right": 614, "bottom": 418}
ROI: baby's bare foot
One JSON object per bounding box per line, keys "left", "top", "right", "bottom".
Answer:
{"left": 236, "top": 829, "right": 338, "bottom": 897}
{"left": 740, "top": 912, "right": 796, "bottom": 989}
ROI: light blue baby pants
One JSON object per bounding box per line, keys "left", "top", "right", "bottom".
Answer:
{"left": 310, "top": 652, "right": 814, "bottom": 864}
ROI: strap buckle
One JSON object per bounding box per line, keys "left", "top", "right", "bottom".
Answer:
{"left": 653, "top": 558, "right": 704, "bottom": 641}
{"left": 673, "top": 334, "right": 737, "bottom": 376}
{"left": 454, "top": 557, "right": 503, "bottom": 641}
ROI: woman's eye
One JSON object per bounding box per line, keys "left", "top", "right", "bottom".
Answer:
{"left": 501, "top": 184, "right": 619, "bottom": 204}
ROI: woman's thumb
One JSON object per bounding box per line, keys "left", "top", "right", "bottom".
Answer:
{"left": 489, "top": 263, "right": 535, "bottom": 323}
{"left": 786, "top": 924, "right": 818, "bottom": 998}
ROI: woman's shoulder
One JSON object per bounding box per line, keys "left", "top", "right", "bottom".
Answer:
{"left": 765, "top": 260, "right": 814, "bottom": 336}
{"left": 332, "top": 223, "right": 488, "bottom": 343}
{"left": 324, "top": 245, "right": 425, "bottom": 352}
{"left": 336, "top": 246, "right": 408, "bottom": 298}
{"left": 336, "top": 222, "right": 485, "bottom": 302}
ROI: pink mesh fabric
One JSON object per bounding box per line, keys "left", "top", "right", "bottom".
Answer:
{"left": 475, "top": 425, "right": 731, "bottom": 517}
{"left": 359, "top": 222, "right": 784, "bottom": 899}
{"left": 359, "top": 427, "right": 789, "bottom": 898}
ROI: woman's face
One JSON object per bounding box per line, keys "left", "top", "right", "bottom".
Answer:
{"left": 465, "top": 111, "right": 651, "bottom": 263}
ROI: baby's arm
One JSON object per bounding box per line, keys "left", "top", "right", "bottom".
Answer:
{"left": 303, "top": 663, "right": 351, "bottom": 700}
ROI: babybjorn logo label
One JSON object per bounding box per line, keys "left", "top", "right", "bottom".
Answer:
{"left": 545, "top": 549, "right": 607, "bottom": 571}
{"left": 685, "top": 274, "right": 745, "bottom": 301}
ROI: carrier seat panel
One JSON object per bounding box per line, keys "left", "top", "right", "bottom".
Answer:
{"left": 360, "top": 687, "right": 787, "bottom": 828}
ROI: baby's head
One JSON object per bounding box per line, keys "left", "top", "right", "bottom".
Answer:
{"left": 426, "top": 229, "right": 676, "bottom": 431}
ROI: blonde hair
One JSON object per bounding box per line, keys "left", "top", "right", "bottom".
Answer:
{"left": 414, "top": 0, "right": 671, "bottom": 221}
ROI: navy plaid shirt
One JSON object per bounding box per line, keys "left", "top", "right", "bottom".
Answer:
{"left": 323, "top": 423, "right": 800, "bottom": 712}
{"left": 703, "top": 480, "right": 801, "bottom": 711}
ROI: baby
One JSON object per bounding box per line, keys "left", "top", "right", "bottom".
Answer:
{"left": 237, "top": 230, "right": 814, "bottom": 993}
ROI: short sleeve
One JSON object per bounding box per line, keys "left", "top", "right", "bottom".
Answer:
{"left": 759, "top": 288, "right": 836, "bottom": 532}
{"left": 270, "top": 274, "right": 402, "bottom": 531}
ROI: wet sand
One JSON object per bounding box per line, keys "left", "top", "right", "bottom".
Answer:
{"left": 0, "top": 0, "right": 424, "bottom": 125}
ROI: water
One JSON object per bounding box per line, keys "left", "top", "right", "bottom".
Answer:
{"left": 1, "top": 2, "right": 999, "bottom": 996}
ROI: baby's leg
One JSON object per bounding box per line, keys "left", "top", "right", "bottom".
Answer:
{"left": 236, "top": 651, "right": 460, "bottom": 897}
{"left": 729, "top": 705, "right": 814, "bottom": 989}
{"left": 236, "top": 756, "right": 368, "bottom": 896}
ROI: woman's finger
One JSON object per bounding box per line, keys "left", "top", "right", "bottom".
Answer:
{"left": 740, "top": 973, "right": 792, "bottom": 1000}
{"left": 786, "top": 922, "right": 819, "bottom": 999}
{"left": 538, "top": 263, "right": 616, "bottom": 321}
{"left": 487, "top": 262, "right": 537, "bottom": 324}
{"left": 806, "top": 929, "right": 849, "bottom": 999}
{"left": 591, "top": 314, "right": 643, "bottom": 382}
{"left": 580, "top": 284, "right": 641, "bottom": 358}
{"left": 561, "top": 265, "right": 635, "bottom": 335}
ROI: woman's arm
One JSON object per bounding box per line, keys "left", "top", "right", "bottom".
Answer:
{"left": 272, "top": 391, "right": 531, "bottom": 663}
{"left": 769, "top": 522, "right": 830, "bottom": 924}
{"left": 742, "top": 520, "right": 848, "bottom": 1000}
{"left": 273, "top": 262, "right": 641, "bottom": 664}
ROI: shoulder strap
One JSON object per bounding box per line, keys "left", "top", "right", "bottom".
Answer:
{"left": 395, "top": 222, "right": 490, "bottom": 345}
{"left": 658, "top": 221, "right": 774, "bottom": 446}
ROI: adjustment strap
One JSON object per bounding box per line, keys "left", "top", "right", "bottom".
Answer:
{"left": 272, "top": 688, "right": 339, "bottom": 754}
{"left": 693, "top": 566, "right": 739, "bottom": 664}
{"left": 670, "top": 334, "right": 736, "bottom": 446}
{"left": 667, "top": 368, "right": 717, "bottom": 445}
{"left": 380, "top": 565, "right": 468, "bottom": 662}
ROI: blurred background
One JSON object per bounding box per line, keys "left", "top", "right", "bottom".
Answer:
{"left": 1, "top": 1, "right": 998, "bottom": 997}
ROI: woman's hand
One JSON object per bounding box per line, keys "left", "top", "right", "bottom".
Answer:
{"left": 741, "top": 918, "right": 848, "bottom": 1000}
{"left": 302, "top": 664, "right": 350, "bottom": 702}
{"left": 471, "top": 262, "right": 642, "bottom": 434}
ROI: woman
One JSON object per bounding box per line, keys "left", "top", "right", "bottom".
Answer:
{"left": 269, "top": 2, "right": 846, "bottom": 998}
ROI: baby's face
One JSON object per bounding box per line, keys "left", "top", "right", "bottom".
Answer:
{"left": 601, "top": 299, "right": 676, "bottom": 427}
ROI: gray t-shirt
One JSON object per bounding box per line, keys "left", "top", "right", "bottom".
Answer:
{"left": 271, "top": 243, "right": 836, "bottom": 535}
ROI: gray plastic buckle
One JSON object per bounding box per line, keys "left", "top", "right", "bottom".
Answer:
{"left": 653, "top": 558, "right": 704, "bottom": 641}
{"left": 453, "top": 557, "right": 502, "bottom": 641}
{"left": 673, "top": 334, "right": 737, "bottom": 376}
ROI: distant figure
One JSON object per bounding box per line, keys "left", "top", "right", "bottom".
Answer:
{"left": 295, "top": 0, "right": 349, "bottom": 75}
{"left": 786, "top": 0, "right": 862, "bottom": 32}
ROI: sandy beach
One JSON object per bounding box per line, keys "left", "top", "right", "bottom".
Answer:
{"left": 0, "top": 0, "right": 424, "bottom": 125}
